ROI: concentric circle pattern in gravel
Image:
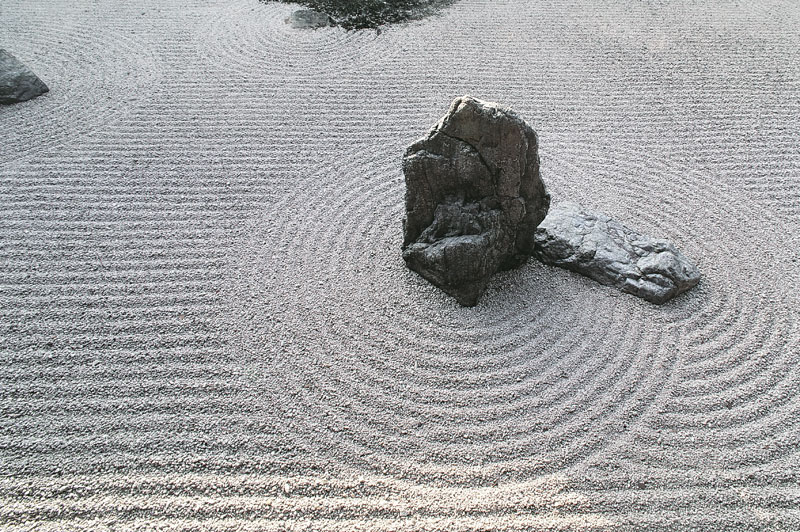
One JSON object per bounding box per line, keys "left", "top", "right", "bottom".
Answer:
{"left": 1, "top": 0, "right": 799, "bottom": 530}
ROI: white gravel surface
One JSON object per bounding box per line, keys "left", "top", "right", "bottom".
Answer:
{"left": 2, "top": 0, "right": 799, "bottom": 530}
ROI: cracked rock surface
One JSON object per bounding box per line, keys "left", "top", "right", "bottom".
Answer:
{"left": 402, "top": 96, "right": 550, "bottom": 306}
{"left": 534, "top": 202, "right": 701, "bottom": 304}
{"left": 0, "top": 49, "right": 49, "bottom": 105}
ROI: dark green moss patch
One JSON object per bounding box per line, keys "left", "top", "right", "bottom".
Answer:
{"left": 269, "top": 0, "right": 455, "bottom": 30}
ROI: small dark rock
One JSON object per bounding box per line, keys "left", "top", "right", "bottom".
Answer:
{"left": 0, "top": 49, "right": 49, "bottom": 105}
{"left": 286, "top": 9, "right": 333, "bottom": 29}
{"left": 402, "top": 96, "right": 550, "bottom": 306}
{"left": 534, "top": 202, "right": 701, "bottom": 304}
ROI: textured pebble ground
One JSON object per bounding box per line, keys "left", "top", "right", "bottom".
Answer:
{"left": 1, "top": 0, "right": 799, "bottom": 530}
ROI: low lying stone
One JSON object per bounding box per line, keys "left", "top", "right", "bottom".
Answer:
{"left": 286, "top": 9, "right": 333, "bottom": 29}
{"left": 534, "top": 202, "right": 700, "bottom": 304}
{"left": 0, "top": 49, "right": 49, "bottom": 105}
{"left": 402, "top": 96, "right": 550, "bottom": 306}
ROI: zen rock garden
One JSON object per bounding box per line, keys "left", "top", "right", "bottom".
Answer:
{"left": 2, "top": 51, "right": 700, "bottom": 308}
{"left": 0, "top": 49, "right": 48, "bottom": 105}
{"left": 402, "top": 96, "right": 700, "bottom": 306}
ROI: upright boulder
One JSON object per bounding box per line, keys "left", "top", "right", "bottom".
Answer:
{"left": 0, "top": 50, "right": 49, "bottom": 105}
{"left": 402, "top": 96, "right": 550, "bottom": 306}
{"left": 534, "top": 202, "right": 701, "bottom": 304}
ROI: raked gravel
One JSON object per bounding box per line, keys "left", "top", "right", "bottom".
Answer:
{"left": 1, "top": 0, "right": 799, "bottom": 530}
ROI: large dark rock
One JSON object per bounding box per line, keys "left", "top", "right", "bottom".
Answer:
{"left": 402, "top": 96, "right": 550, "bottom": 306}
{"left": 534, "top": 202, "right": 701, "bottom": 304}
{"left": 0, "top": 50, "right": 49, "bottom": 105}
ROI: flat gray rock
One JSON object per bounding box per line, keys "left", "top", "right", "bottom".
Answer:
{"left": 0, "top": 49, "right": 49, "bottom": 105}
{"left": 534, "top": 202, "right": 700, "bottom": 304}
{"left": 286, "top": 9, "right": 333, "bottom": 29}
{"left": 402, "top": 96, "right": 550, "bottom": 306}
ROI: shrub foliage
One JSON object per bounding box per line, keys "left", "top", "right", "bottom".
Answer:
{"left": 271, "top": 0, "right": 453, "bottom": 30}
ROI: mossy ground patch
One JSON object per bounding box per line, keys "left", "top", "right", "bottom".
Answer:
{"left": 268, "top": 0, "right": 455, "bottom": 30}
